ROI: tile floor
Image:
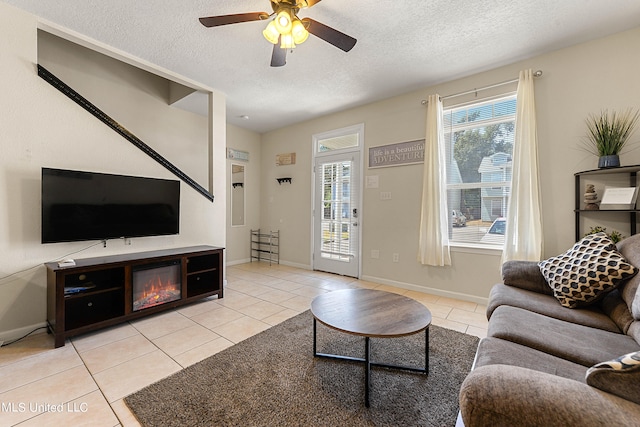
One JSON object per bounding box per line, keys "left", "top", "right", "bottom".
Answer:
{"left": 0, "top": 262, "right": 488, "bottom": 426}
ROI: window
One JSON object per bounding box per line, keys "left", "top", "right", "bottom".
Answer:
{"left": 317, "top": 133, "right": 359, "bottom": 153}
{"left": 443, "top": 95, "right": 516, "bottom": 246}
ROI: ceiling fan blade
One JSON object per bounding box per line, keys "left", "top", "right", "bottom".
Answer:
{"left": 199, "top": 12, "right": 269, "bottom": 28}
{"left": 301, "top": 18, "right": 357, "bottom": 52}
{"left": 271, "top": 41, "right": 287, "bottom": 67}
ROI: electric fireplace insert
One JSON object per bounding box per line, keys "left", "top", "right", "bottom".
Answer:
{"left": 132, "top": 261, "right": 182, "bottom": 311}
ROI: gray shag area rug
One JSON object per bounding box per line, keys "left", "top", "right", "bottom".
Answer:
{"left": 125, "top": 310, "right": 479, "bottom": 427}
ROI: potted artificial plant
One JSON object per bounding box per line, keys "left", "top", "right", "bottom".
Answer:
{"left": 584, "top": 108, "right": 640, "bottom": 168}
{"left": 585, "top": 226, "right": 623, "bottom": 243}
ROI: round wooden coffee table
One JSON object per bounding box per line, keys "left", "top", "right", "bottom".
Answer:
{"left": 311, "top": 288, "right": 432, "bottom": 407}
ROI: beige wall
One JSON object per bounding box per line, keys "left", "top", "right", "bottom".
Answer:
{"left": 260, "top": 26, "right": 640, "bottom": 303}
{"left": 226, "top": 124, "right": 261, "bottom": 264}
{"left": 0, "top": 3, "right": 226, "bottom": 340}
{"left": 38, "top": 31, "right": 211, "bottom": 188}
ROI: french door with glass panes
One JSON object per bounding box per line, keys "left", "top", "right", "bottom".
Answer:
{"left": 313, "top": 151, "right": 360, "bottom": 277}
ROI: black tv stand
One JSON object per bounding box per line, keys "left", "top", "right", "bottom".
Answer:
{"left": 46, "top": 245, "right": 224, "bottom": 348}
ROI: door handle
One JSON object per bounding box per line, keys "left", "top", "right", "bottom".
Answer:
{"left": 352, "top": 222, "right": 358, "bottom": 226}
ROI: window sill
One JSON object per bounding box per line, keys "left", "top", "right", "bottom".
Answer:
{"left": 450, "top": 242, "right": 503, "bottom": 256}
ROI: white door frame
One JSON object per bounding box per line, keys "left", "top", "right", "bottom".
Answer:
{"left": 310, "top": 123, "right": 364, "bottom": 278}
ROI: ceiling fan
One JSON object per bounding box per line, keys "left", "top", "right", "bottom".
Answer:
{"left": 199, "top": 0, "right": 357, "bottom": 67}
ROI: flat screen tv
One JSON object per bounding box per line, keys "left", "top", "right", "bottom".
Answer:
{"left": 42, "top": 168, "right": 180, "bottom": 243}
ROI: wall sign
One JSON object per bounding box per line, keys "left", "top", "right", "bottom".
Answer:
{"left": 227, "top": 148, "right": 249, "bottom": 161}
{"left": 276, "top": 152, "right": 296, "bottom": 166}
{"left": 368, "top": 139, "right": 425, "bottom": 168}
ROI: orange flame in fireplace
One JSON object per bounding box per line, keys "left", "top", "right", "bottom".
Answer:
{"left": 133, "top": 270, "right": 181, "bottom": 311}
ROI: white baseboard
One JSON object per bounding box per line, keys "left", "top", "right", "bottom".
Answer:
{"left": 226, "top": 258, "right": 251, "bottom": 266}
{"left": 1, "top": 322, "right": 48, "bottom": 344}
{"left": 360, "top": 274, "right": 489, "bottom": 306}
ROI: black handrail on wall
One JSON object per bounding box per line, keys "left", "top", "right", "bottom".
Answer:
{"left": 37, "top": 64, "right": 214, "bottom": 202}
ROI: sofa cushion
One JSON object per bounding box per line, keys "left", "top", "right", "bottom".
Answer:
{"left": 628, "top": 321, "right": 640, "bottom": 347}
{"left": 601, "top": 289, "right": 636, "bottom": 334}
{"left": 616, "top": 234, "right": 640, "bottom": 320}
{"left": 538, "top": 232, "right": 637, "bottom": 308}
{"left": 488, "top": 305, "right": 640, "bottom": 367}
{"left": 474, "top": 337, "right": 587, "bottom": 382}
{"left": 460, "top": 364, "right": 640, "bottom": 427}
{"left": 501, "top": 260, "right": 552, "bottom": 295}
{"left": 586, "top": 350, "right": 640, "bottom": 405}
{"left": 487, "top": 283, "right": 621, "bottom": 332}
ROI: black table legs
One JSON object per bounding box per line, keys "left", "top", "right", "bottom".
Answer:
{"left": 365, "top": 336, "right": 371, "bottom": 407}
{"left": 313, "top": 318, "right": 429, "bottom": 407}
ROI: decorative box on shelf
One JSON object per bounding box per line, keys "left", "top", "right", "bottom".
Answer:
{"left": 599, "top": 186, "right": 639, "bottom": 210}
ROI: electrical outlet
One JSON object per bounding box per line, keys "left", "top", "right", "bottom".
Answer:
{"left": 392, "top": 253, "right": 399, "bottom": 262}
{"left": 380, "top": 191, "right": 392, "bottom": 200}
{"left": 371, "top": 249, "right": 380, "bottom": 259}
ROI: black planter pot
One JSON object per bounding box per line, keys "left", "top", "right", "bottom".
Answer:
{"left": 598, "top": 154, "right": 620, "bottom": 168}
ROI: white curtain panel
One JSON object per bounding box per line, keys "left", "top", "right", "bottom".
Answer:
{"left": 418, "top": 94, "right": 451, "bottom": 266}
{"left": 503, "top": 69, "right": 543, "bottom": 262}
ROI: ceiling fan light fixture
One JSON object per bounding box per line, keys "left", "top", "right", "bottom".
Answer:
{"left": 274, "top": 10, "right": 292, "bottom": 34}
{"left": 262, "top": 21, "right": 280, "bottom": 44}
{"left": 199, "top": 0, "right": 358, "bottom": 66}
{"left": 291, "top": 19, "right": 309, "bottom": 44}
{"left": 280, "top": 33, "right": 295, "bottom": 49}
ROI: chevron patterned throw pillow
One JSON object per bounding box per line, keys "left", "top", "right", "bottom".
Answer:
{"left": 538, "top": 232, "right": 637, "bottom": 308}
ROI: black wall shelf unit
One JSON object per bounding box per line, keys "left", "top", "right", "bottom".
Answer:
{"left": 574, "top": 164, "right": 640, "bottom": 241}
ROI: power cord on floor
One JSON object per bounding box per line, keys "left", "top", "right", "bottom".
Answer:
{"left": 0, "top": 326, "right": 48, "bottom": 347}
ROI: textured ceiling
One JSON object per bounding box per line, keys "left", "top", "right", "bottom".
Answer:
{"left": 5, "top": 0, "right": 640, "bottom": 133}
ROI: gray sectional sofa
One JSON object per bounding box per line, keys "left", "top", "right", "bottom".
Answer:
{"left": 459, "top": 233, "right": 640, "bottom": 426}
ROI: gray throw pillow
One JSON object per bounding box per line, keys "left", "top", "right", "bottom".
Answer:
{"left": 586, "top": 350, "right": 640, "bottom": 404}
{"left": 538, "top": 232, "right": 637, "bottom": 308}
